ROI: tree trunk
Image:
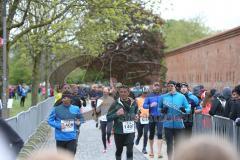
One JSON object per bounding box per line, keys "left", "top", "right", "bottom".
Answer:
{"left": 0, "top": 2, "right": 10, "bottom": 118}
{"left": 31, "top": 52, "right": 41, "bottom": 106}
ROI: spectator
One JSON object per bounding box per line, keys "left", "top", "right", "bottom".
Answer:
{"left": 20, "top": 86, "right": 27, "bottom": 107}
{"left": 201, "top": 91, "right": 213, "bottom": 115}
{"left": 229, "top": 85, "right": 240, "bottom": 125}
{"left": 224, "top": 88, "right": 236, "bottom": 118}
{"left": 209, "top": 88, "right": 228, "bottom": 116}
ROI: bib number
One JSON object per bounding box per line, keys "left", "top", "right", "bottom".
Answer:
{"left": 61, "top": 120, "right": 74, "bottom": 132}
{"left": 140, "top": 117, "right": 149, "bottom": 124}
{"left": 122, "top": 121, "right": 135, "bottom": 133}
{"left": 99, "top": 115, "right": 107, "bottom": 122}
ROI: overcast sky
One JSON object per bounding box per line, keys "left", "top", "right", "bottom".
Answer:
{"left": 151, "top": 0, "right": 240, "bottom": 31}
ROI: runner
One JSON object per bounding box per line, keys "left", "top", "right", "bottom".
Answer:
{"left": 107, "top": 85, "right": 138, "bottom": 160}
{"left": 159, "top": 80, "right": 190, "bottom": 160}
{"left": 71, "top": 84, "right": 87, "bottom": 109}
{"left": 71, "top": 84, "right": 86, "bottom": 138}
{"left": 96, "top": 87, "right": 115, "bottom": 153}
{"left": 48, "top": 91, "right": 84, "bottom": 155}
{"left": 135, "top": 88, "right": 149, "bottom": 154}
{"left": 143, "top": 81, "right": 163, "bottom": 158}
{"left": 180, "top": 82, "right": 202, "bottom": 137}
{"left": 89, "top": 84, "right": 100, "bottom": 126}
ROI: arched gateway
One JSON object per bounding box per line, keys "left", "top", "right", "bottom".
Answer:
{"left": 49, "top": 30, "right": 166, "bottom": 86}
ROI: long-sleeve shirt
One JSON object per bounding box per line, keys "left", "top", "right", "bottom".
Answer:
{"left": 159, "top": 92, "right": 190, "bottom": 129}
{"left": 143, "top": 92, "right": 161, "bottom": 116}
{"left": 48, "top": 104, "right": 84, "bottom": 141}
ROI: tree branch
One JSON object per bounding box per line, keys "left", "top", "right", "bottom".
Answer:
{"left": 7, "top": 0, "right": 21, "bottom": 26}
{"left": 9, "top": 0, "right": 32, "bottom": 30}
{"left": 11, "top": 1, "right": 77, "bottom": 45}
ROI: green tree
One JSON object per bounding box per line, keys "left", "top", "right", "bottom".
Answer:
{"left": 9, "top": 53, "right": 32, "bottom": 85}
{"left": 162, "top": 18, "right": 214, "bottom": 51}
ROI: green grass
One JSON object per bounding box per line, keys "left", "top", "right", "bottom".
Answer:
{"left": 10, "top": 94, "right": 45, "bottom": 117}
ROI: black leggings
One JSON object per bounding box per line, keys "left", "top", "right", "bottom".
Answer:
{"left": 149, "top": 121, "right": 163, "bottom": 140}
{"left": 20, "top": 96, "right": 26, "bottom": 107}
{"left": 164, "top": 128, "right": 184, "bottom": 159}
{"left": 100, "top": 121, "right": 113, "bottom": 149}
{"left": 114, "top": 133, "right": 135, "bottom": 160}
{"left": 136, "top": 122, "right": 149, "bottom": 148}
{"left": 56, "top": 139, "right": 77, "bottom": 155}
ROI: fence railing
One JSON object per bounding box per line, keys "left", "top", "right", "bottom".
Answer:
{"left": 6, "top": 97, "right": 54, "bottom": 143}
{"left": 193, "top": 114, "right": 240, "bottom": 152}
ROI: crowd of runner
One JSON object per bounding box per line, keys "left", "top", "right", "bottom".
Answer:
{"left": 46, "top": 81, "right": 240, "bottom": 160}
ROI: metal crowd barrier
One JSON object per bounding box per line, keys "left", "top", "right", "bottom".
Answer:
{"left": 6, "top": 97, "right": 54, "bottom": 143}
{"left": 193, "top": 114, "right": 240, "bottom": 152}
{"left": 193, "top": 114, "right": 213, "bottom": 135}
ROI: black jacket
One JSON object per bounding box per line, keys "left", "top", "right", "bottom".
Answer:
{"left": 229, "top": 99, "right": 240, "bottom": 121}
{"left": 223, "top": 99, "right": 234, "bottom": 118}
{"left": 209, "top": 95, "right": 225, "bottom": 116}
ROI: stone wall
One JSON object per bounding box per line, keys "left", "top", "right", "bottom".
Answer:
{"left": 165, "top": 26, "right": 240, "bottom": 90}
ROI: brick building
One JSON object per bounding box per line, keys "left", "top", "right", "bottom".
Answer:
{"left": 165, "top": 26, "right": 240, "bottom": 90}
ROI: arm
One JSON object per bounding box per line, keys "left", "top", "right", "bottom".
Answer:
{"left": 107, "top": 102, "right": 118, "bottom": 121}
{"left": 143, "top": 96, "right": 150, "bottom": 109}
{"left": 192, "top": 96, "right": 202, "bottom": 113}
{"left": 81, "top": 97, "right": 87, "bottom": 107}
{"left": 77, "top": 109, "right": 85, "bottom": 124}
{"left": 209, "top": 98, "right": 220, "bottom": 116}
{"left": 223, "top": 100, "right": 231, "bottom": 118}
{"left": 47, "top": 108, "right": 61, "bottom": 129}
{"left": 229, "top": 102, "right": 237, "bottom": 120}
{"left": 183, "top": 96, "right": 191, "bottom": 114}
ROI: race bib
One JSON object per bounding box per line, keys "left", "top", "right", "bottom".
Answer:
{"left": 61, "top": 120, "right": 74, "bottom": 132}
{"left": 140, "top": 117, "right": 149, "bottom": 124}
{"left": 122, "top": 121, "right": 135, "bottom": 134}
{"left": 99, "top": 115, "right": 107, "bottom": 122}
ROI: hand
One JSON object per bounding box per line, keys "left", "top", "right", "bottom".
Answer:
{"left": 135, "top": 115, "right": 139, "bottom": 121}
{"left": 75, "top": 119, "right": 81, "bottom": 126}
{"left": 116, "top": 108, "right": 125, "bottom": 116}
{"left": 180, "top": 107, "right": 186, "bottom": 113}
{"left": 150, "top": 102, "right": 158, "bottom": 107}
{"left": 161, "top": 107, "right": 168, "bottom": 114}
{"left": 194, "top": 109, "right": 201, "bottom": 114}
{"left": 61, "top": 124, "right": 66, "bottom": 129}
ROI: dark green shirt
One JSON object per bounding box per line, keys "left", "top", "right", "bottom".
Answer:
{"left": 107, "top": 98, "right": 138, "bottom": 134}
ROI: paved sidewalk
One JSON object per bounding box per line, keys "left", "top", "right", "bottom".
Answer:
{"left": 134, "top": 133, "right": 168, "bottom": 160}
{"left": 75, "top": 120, "right": 147, "bottom": 160}
{"left": 41, "top": 102, "right": 168, "bottom": 160}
